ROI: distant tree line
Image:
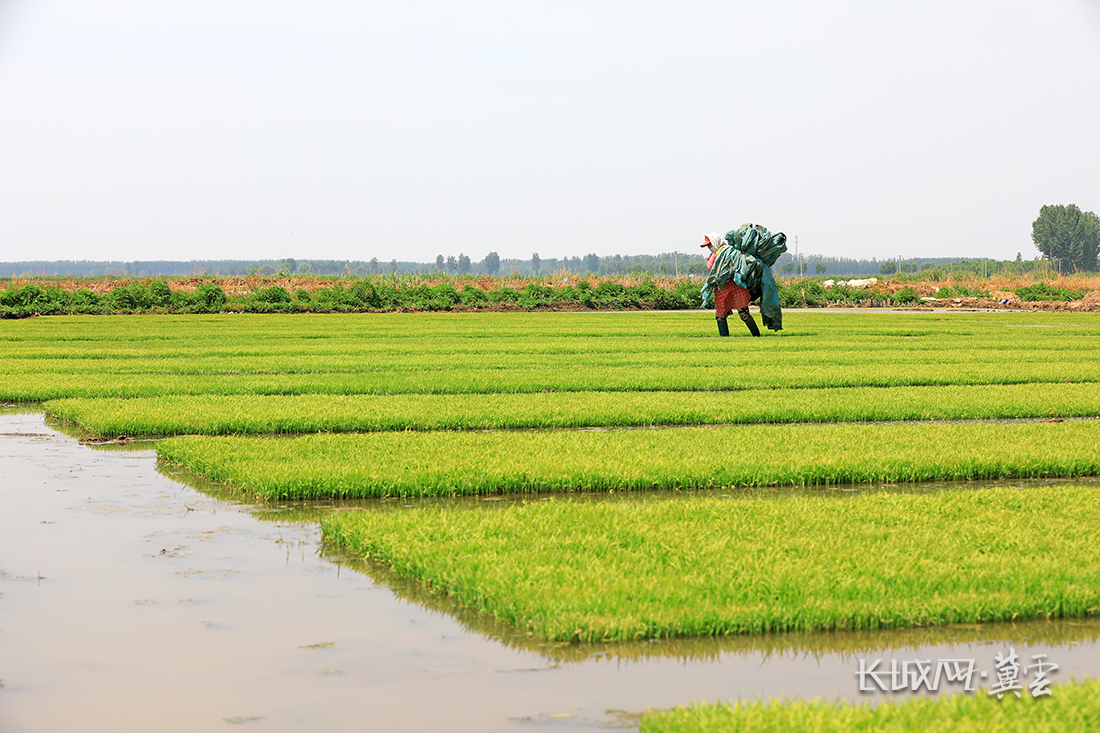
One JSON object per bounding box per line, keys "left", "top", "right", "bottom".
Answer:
{"left": 1, "top": 254, "right": 717, "bottom": 279}
{"left": 774, "top": 254, "right": 1058, "bottom": 278}
{"left": 7, "top": 205, "right": 1094, "bottom": 280}
{"left": 0, "top": 253, "right": 961, "bottom": 279}
{"left": 5, "top": 240, "right": 1092, "bottom": 281}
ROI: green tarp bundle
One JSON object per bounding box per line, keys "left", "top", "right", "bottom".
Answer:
{"left": 701, "top": 223, "right": 788, "bottom": 331}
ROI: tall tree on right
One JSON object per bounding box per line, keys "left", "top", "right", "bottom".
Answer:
{"left": 1032, "top": 204, "right": 1100, "bottom": 272}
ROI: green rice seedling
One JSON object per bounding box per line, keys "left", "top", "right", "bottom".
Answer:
{"left": 45, "top": 382, "right": 1100, "bottom": 436}
{"left": 5, "top": 312, "right": 1100, "bottom": 400}
{"left": 340, "top": 544, "right": 1100, "bottom": 664}
{"left": 157, "top": 420, "right": 1100, "bottom": 499}
{"left": 10, "top": 357, "right": 1100, "bottom": 402}
{"left": 6, "top": 312, "right": 1100, "bottom": 401}
{"left": 321, "top": 485, "right": 1100, "bottom": 641}
{"left": 640, "top": 678, "right": 1100, "bottom": 732}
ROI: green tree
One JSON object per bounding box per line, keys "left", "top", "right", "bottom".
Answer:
{"left": 149, "top": 280, "right": 172, "bottom": 306}
{"left": 192, "top": 283, "right": 226, "bottom": 312}
{"left": 457, "top": 253, "right": 471, "bottom": 274}
{"left": 583, "top": 253, "right": 600, "bottom": 273}
{"left": 482, "top": 251, "right": 500, "bottom": 274}
{"left": 879, "top": 261, "right": 898, "bottom": 275}
{"left": 814, "top": 262, "right": 826, "bottom": 275}
{"left": 1032, "top": 204, "right": 1100, "bottom": 272}
{"left": 531, "top": 252, "right": 540, "bottom": 275}
{"left": 435, "top": 255, "right": 445, "bottom": 271}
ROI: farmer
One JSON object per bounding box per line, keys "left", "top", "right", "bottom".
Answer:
{"left": 700, "top": 224, "right": 788, "bottom": 336}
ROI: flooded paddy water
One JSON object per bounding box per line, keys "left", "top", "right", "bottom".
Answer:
{"left": 2, "top": 407, "right": 1099, "bottom": 732}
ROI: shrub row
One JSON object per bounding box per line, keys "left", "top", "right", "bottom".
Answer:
{"left": 933, "top": 283, "right": 990, "bottom": 298}
{"left": 0, "top": 282, "right": 226, "bottom": 318}
{"left": 776, "top": 280, "right": 1091, "bottom": 307}
{"left": 1014, "top": 282, "right": 1085, "bottom": 302}
{"left": 4, "top": 277, "right": 1090, "bottom": 318}
{"left": 777, "top": 281, "right": 921, "bottom": 307}
{"left": 0, "top": 279, "right": 704, "bottom": 318}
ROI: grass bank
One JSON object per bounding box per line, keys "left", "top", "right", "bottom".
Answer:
{"left": 321, "top": 486, "right": 1100, "bottom": 641}
{"left": 640, "top": 678, "right": 1100, "bottom": 732}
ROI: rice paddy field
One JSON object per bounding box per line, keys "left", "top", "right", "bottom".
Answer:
{"left": 640, "top": 677, "right": 1100, "bottom": 732}
{"left": 6, "top": 309, "right": 1100, "bottom": 729}
{"left": 42, "top": 382, "right": 1100, "bottom": 436}
{"left": 5, "top": 311, "right": 1100, "bottom": 402}
{"left": 321, "top": 486, "right": 1100, "bottom": 642}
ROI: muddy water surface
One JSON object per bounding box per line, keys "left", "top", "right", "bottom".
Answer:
{"left": 2, "top": 410, "right": 1098, "bottom": 732}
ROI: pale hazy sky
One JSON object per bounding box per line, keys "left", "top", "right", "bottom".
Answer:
{"left": 1, "top": 0, "right": 1098, "bottom": 264}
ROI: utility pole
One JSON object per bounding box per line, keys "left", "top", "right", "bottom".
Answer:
{"left": 794, "top": 235, "right": 800, "bottom": 276}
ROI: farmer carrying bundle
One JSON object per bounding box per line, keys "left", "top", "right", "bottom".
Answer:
{"left": 700, "top": 223, "right": 787, "bottom": 336}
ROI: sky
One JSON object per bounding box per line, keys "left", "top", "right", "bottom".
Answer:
{"left": 1, "top": 0, "right": 1098, "bottom": 265}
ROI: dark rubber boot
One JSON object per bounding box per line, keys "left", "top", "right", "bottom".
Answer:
{"left": 738, "top": 307, "right": 761, "bottom": 337}
{"left": 716, "top": 317, "right": 730, "bottom": 337}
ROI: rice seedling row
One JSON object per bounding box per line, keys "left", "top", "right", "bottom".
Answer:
{"left": 158, "top": 420, "right": 1100, "bottom": 500}
{"left": 5, "top": 312, "right": 1100, "bottom": 400}
{"left": 10, "top": 360, "right": 1100, "bottom": 402}
{"left": 45, "top": 382, "right": 1100, "bottom": 436}
{"left": 2, "top": 313, "right": 1097, "bottom": 359}
{"left": 321, "top": 485, "right": 1100, "bottom": 641}
{"left": 6, "top": 346, "right": 1085, "bottom": 374}
{"left": 639, "top": 677, "right": 1100, "bottom": 732}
